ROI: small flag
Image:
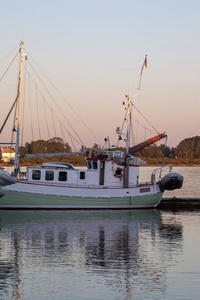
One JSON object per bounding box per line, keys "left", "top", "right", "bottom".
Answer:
{"left": 144, "top": 55, "right": 147, "bottom": 69}
{"left": 138, "top": 55, "right": 147, "bottom": 90}
{"left": 140, "top": 55, "right": 147, "bottom": 77}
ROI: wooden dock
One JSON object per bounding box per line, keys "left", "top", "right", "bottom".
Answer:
{"left": 158, "top": 197, "right": 200, "bottom": 209}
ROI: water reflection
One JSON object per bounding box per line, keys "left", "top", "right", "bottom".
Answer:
{"left": 0, "top": 210, "right": 183, "bottom": 299}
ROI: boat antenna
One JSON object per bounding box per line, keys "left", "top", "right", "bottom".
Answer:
{"left": 132, "top": 55, "right": 147, "bottom": 100}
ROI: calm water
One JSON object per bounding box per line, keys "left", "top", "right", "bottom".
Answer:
{"left": 0, "top": 167, "right": 199, "bottom": 299}
{"left": 0, "top": 209, "right": 200, "bottom": 300}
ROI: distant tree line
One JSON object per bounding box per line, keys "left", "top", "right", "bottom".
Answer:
{"left": 19, "top": 137, "right": 72, "bottom": 156}
{"left": 136, "top": 144, "right": 176, "bottom": 158}
{"left": 18, "top": 136, "right": 200, "bottom": 160}
{"left": 176, "top": 136, "right": 200, "bottom": 158}
{"left": 136, "top": 136, "right": 200, "bottom": 159}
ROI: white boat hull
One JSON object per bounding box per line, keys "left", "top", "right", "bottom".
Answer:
{"left": 0, "top": 181, "right": 163, "bottom": 209}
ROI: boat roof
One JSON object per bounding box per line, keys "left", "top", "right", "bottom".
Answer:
{"left": 42, "top": 162, "right": 74, "bottom": 169}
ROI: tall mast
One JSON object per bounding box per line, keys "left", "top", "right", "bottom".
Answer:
{"left": 122, "top": 94, "right": 132, "bottom": 188}
{"left": 125, "top": 95, "right": 131, "bottom": 154}
{"left": 14, "top": 41, "right": 24, "bottom": 176}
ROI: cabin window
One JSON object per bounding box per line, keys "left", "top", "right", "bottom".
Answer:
{"left": 45, "top": 170, "right": 54, "bottom": 181}
{"left": 93, "top": 161, "right": 98, "bottom": 170}
{"left": 32, "top": 170, "right": 41, "bottom": 180}
{"left": 87, "top": 161, "right": 92, "bottom": 169}
{"left": 59, "top": 171, "right": 67, "bottom": 181}
{"left": 80, "top": 171, "right": 85, "bottom": 180}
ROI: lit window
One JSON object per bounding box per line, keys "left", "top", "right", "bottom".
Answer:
{"left": 45, "top": 171, "right": 54, "bottom": 181}
{"left": 32, "top": 170, "right": 41, "bottom": 180}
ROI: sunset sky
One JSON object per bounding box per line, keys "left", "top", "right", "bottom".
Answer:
{"left": 0, "top": 0, "right": 199, "bottom": 150}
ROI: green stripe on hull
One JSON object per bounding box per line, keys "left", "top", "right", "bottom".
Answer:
{"left": 0, "top": 189, "right": 163, "bottom": 209}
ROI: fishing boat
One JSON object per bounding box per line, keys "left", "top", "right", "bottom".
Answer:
{"left": 0, "top": 41, "right": 183, "bottom": 209}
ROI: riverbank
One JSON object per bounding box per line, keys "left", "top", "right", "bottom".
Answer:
{"left": 1, "top": 156, "right": 200, "bottom": 167}
{"left": 138, "top": 157, "right": 200, "bottom": 166}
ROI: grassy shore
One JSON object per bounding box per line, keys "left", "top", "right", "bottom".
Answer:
{"left": 138, "top": 157, "right": 200, "bottom": 166}
{"left": 1, "top": 156, "right": 200, "bottom": 167}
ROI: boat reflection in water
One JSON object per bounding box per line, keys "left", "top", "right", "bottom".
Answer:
{"left": 0, "top": 210, "right": 183, "bottom": 299}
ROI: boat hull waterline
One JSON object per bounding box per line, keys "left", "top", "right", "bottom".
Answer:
{"left": 0, "top": 183, "right": 162, "bottom": 209}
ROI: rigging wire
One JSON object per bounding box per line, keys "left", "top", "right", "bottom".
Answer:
{"left": 0, "top": 51, "right": 19, "bottom": 82}
{"left": 131, "top": 116, "right": 156, "bottom": 135}
{"left": 59, "top": 120, "right": 76, "bottom": 150}
{"left": 67, "top": 131, "right": 76, "bottom": 151}
{"left": 35, "top": 84, "right": 41, "bottom": 140}
{"left": 0, "top": 92, "right": 19, "bottom": 134}
{"left": 43, "top": 97, "right": 51, "bottom": 140}
{"left": 0, "top": 46, "right": 19, "bottom": 66}
{"left": 117, "top": 101, "right": 156, "bottom": 148}
{"left": 25, "top": 50, "right": 101, "bottom": 145}
{"left": 24, "top": 61, "right": 83, "bottom": 149}
{"left": 10, "top": 98, "right": 18, "bottom": 151}
{"left": 42, "top": 93, "right": 80, "bottom": 149}
{"left": 131, "top": 101, "right": 159, "bottom": 134}
{"left": 116, "top": 109, "right": 127, "bottom": 147}
{"left": 42, "top": 100, "right": 55, "bottom": 154}
{"left": 24, "top": 59, "right": 85, "bottom": 147}
{"left": 28, "top": 74, "right": 34, "bottom": 142}
{"left": 59, "top": 121, "right": 64, "bottom": 142}
{"left": 43, "top": 97, "right": 56, "bottom": 156}
{"left": 51, "top": 108, "right": 57, "bottom": 138}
